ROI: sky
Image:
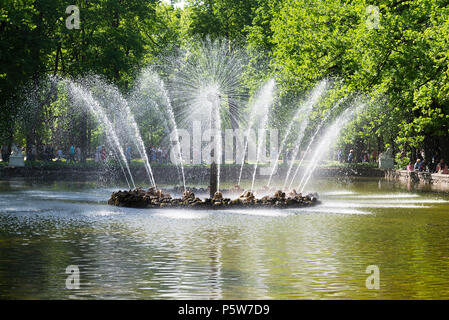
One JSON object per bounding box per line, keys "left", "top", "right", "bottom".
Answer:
{"left": 162, "top": 0, "right": 186, "bottom": 9}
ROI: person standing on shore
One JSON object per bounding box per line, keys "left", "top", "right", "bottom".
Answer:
{"left": 49, "top": 145, "right": 54, "bottom": 161}
{"left": 57, "top": 147, "right": 63, "bottom": 161}
{"left": 436, "top": 159, "right": 449, "bottom": 174}
{"left": 347, "top": 150, "right": 354, "bottom": 163}
{"left": 151, "top": 146, "right": 156, "bottom": 162}
{"left": 0, "top": 145, "right": 8, "bottom": 162}
{"left": 414, "top": 158, "right": 421, "bottom": 171}
{"left": 163, "top": 147, "right": 169, "bottom": 163}
{"left": 125, "top": 145, "right": 132, "bottom": 163}
{"left": 431, "top": 152, "right": 441, "bottom": 173}
{"left": 362, "top": 151, "right": 368, "bottom": 162}
{"left": 68, "top": 145, "right": 75, "bottom": 164}
{"left": 157, "top": 147, "right": 162, "bottom": 163}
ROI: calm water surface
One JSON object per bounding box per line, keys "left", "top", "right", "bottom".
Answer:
{"left": 1, "top": 177, "right": 449, "bottom": 299}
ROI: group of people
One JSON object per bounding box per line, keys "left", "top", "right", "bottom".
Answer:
{"left": 148, "top": 146, "right": 169, "bottom": 164}
{"left": 1, "top": 142, "right": 168, "bottom": 165}
{"left": 94, "top": 144, "right": 169, "bottom": 164}
{"left": 337, "top": 149, "right": 378, "bottom": 163}
{"left": 95, "top": 146, "right": 108, "bottom": 163}
{"left": 59, "top": 145, "right": 82, "bottom": 163}
{"left": 407, "top": 150, "right": 449, "bottom": 174}
{"left": 5, "top": 144, "right": 83, "bottom": 163}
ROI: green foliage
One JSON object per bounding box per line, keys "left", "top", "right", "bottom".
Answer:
{"left": 2, "top": 0, "right": 449, "bottom": 166}
{"left": 266, "top": 0, "right": 449, "bottom": 162}
{"left": 181, "top": 0, "right": 258, "bottom": 42}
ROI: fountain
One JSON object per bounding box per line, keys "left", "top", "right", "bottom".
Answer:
{"left": 296, "top": 104, "right": 362, "bottom": 192}
{"left": 237, "top": 78, "right": 276, "bottom": 187}
{"left": 282, "top": 80, "right": 328, "bottom": 189}
{"left": 67, "top": 80, "right": 136, "bottom": 189}
{"left": 266, "top": 80, "right": 328, "bottom": 187}
{"left": 101, "top": 82, "right": 157, "bottom": 188}
{"left": 248, "top": 79, "right": 276, "bottom": 192}
{"left": 286, "top": 98, "right": 345, "bottom": 190}
{"left": 106, "top": 96, "right": 362, "bottom": 210}
{"left": 103, "top": 40, "right": 371, "bottom": 210}
{"left": 39, "top": 39, "right": 366, "bottom": 211}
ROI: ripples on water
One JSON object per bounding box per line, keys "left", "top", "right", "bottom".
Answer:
{"left": 0, "top": 178, "right": 449, "bottom": 299}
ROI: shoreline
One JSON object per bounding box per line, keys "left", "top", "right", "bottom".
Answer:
{"left": 0, "top": 164, "right": 385, "bottom": 183}
{"left": 6, "top": 165, "right": 448, "bottom": 193}
{"left": 385, "top": 169, "right": 449, "bottom": 193}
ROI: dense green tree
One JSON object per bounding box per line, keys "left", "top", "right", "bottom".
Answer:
{"left": 268, "top": 0, "right": 449, "bottom": 164}
{"left": 181, "top": 0, "right": 258, "bottom": 42}
{"left": 2, "top": 0, "right": 449, "bottom": 168}
{"left": 0, "top": 0, "right": 174, "bottom": 159}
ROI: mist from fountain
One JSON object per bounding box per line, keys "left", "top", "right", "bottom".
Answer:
{"left": 130, "top": 68, "right": 187, "bottom": 187}
{"left": 164, "top": 38, "right": 249, "bottom": 190}
{"left": 237, "top": 116, "right": 254, "bottom": 186}
{"left": 287, "top": 99, "right": 344, "bottom": 190}
{"left": 165, "top": 38, "right": 247, "bottom": 131}
{"left": 282, "top": 80, "right": 328, "bottom": 189}
{"left": 45, "top": 38, "right": 362, "bottom": 198}
{"left": 90, "top": 80, "right": 157, "bottom": 188}
{"left": 267, "top": 80, "right": 328, "bottom": 187}
{"left": 160, "top": 79, "right": 187, "bottom": 190}
{"left": 215, "top": 95, "right": 222, "bottom": 191}
{"left": 66, "top": 80, "right": 136, "bottom": 189}
{"left": 298, "top": 102, "right": 364, "bottom": 193}
{"left": 237, "top": 79, "right": 275, "bottom": 186}
{"left": 250, "top": 79, "right": 276, "bottom": 192}
{"left": 111, "top": 148, "right": 131, "bottom": 188}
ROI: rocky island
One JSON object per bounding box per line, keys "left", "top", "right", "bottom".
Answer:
{"left": 108, "top": 187, "right": 320, "bottom": 210}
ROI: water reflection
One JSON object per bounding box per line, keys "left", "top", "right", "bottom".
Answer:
{"left": 0, "top": 178, "right": 449, "bottom": 299}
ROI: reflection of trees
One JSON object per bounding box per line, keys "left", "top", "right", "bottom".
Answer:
{"left": 0, "top": 216, "right": 85, "bottom": 298}
{"left": 3, "top": 192, "right": 449, "bottom": 299}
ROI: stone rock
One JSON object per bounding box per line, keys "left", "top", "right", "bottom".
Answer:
{"left": 108, "top": 188, "right": 320, "bottom": 209}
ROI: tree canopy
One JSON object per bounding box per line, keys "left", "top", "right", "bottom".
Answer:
{"left": 1, "top": 0, "right": 449, "bottom": 165}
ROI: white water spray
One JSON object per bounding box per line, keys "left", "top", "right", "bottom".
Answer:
{"left": 298, "top": 103, "right": 363, "bottom": 193}
{"left": 100, "top": 83, "right": 157, "bottom": 188}
{"left": 237, "top": 79, "right": 275, "bottom": 186}
{"left": 250, "top": 79, "right": 276, "bottom": 192}
{"left": 267, "top": 80, "right": 328, "bottom": 187}
{"left": 287, "top": 100, "right": 343, "bottom": 189}
{"left": 159, "top": 78, "right": 187, "bottom": 190}
{"left": 67, "top": 81, "right": 136, "bottom": 189}
{"left": 282, "top": 80, "right": 328, "bottom": 189}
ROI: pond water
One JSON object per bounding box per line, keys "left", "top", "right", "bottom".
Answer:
{"left": 1, "top": 177, "right": 449, "bottom": 299}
